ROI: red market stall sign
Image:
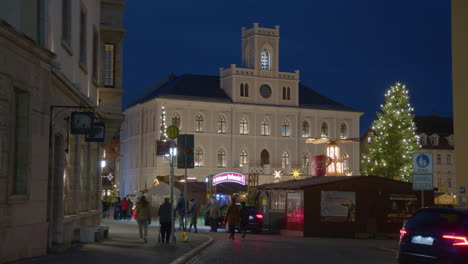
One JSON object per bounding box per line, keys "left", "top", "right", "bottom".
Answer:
{"left": 212, "top": 172, "right": 246, "bottom": 186}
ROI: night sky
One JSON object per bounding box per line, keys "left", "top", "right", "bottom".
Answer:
{"left": 122, "top": 0, "right": 452, "bottom": 136}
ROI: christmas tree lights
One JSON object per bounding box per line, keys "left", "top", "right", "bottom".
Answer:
{"left": 159, "top": 106, "right": 168, "bottom": 141}
{"left": 362, "top": 82, "right": 419, "bottom": 182}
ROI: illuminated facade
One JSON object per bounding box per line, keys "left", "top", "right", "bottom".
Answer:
{"left": 120, "top": 23, "right": 362, "bottom": 197}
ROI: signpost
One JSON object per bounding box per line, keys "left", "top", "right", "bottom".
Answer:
{"left": 412, "top": 152, "right": 433, "bottom": 208}
{"left": 166, "top": 126, "right": 179, "bottom": 244}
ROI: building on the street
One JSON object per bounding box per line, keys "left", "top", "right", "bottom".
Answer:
{"left": 360, "top": 116, "right": 455, "bottom": 193}
{"left": 256, "top": 176, "right": 433, "bottom": 237}
{"left": 0, "top": 0, "right": 125, "bottom": 262}
{"left": 120, "top": 23, "right": 363, "bottom": 197}
{"left": 452, "top": 0, "right": 468, "bottom": 205}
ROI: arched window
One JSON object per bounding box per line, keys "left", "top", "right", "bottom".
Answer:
{"left": 195, "top": 148, "right": 204, "bottom": 167}
{"left": 240, "top": 83, "right": 244, "bottom": 97}
{"left": 321, "top": 122, "right": 328, "bottom": 138}
{"left": 240, "top": 117, "right": 248, "bottom": 135}
{"left": 301, "top": 121, "right": 310, "bottom": 138}
{"left": 261, "top": 49, "right": 270, "bottom": 70}
{"left": 245, "top": 84, "right": 249, "bottom": 97}
{"left": 302, "top": 153, "right": 309, "bottom": 168}
{"left": 217, "top": 149, "right": 226, "bottom": 167}
{"left": 217, "top": 115, "right": 226, "bottom": 134}
{"left": 240, "top": 149, "right": 248, "bottom": 167}
{"left": 340, "top": 123, "right": 347, "bottom": 139}
{"left": 287, "top": 87, "right": 291, "bottom": 100}
{"left": 282, "top": 87, "right": 286, "bottom": 100}
{"left": 261, "top": 149, "right": 269, "bottom": 166}
{"left": 281, "top": 120, "right": 290, "bottom": 137}
{"left": 195, "top": 114, "right": 203, "bottom": 132}
{"left": 172, "top": 113, "right": 180, "bottom": 128}
{"left": 282, "top": 152, "right": 289, "bottom": 168}
{"left": 261, "top": 118, "right": 270, "bottom": 136}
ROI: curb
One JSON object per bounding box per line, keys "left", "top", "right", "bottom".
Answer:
{"left": 170, "top": 234, "right": 214, "bottom": 264}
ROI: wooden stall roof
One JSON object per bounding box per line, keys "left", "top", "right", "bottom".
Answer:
{"left": 256, "top": 176, "right": 406, "bottom": 190}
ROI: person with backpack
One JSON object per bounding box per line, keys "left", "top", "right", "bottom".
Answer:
{"left": 136, "top": 196, "right": 151, "bottom": 243}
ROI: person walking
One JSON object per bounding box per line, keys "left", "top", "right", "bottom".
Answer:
{"left": 224, "top": 198, "right": 240, "bottom": 240}
{"left": 102, "top": 199, "right": 109, "bottom": 218}
{"left": 239, "top": 201, "right": 249, "bottom": 239}
{"left": 209, "top": 199, "right": 221, "bottom": 232}
{"left": 127, "top": 198, "right": 134, "bottom": 220}
{"left": 188, "top": 198, "right": 198, "bottom": 233}
{"left": 159, "top": 197, "right": 172, "bottom": 244}
{"left": 175, "top": 193, "right": 186, "bottom": 231}
{"left": 120, "top": 198, "right": 129, "bottom": 220}
{"left": 136, "top": 196, "right": 151, "bottom": 243}
{"left": 113, "top": 197, "right": 121, "bottom": 220}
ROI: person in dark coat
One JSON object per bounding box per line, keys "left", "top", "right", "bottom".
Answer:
{"left": 239, "top": 201, "right": 249, "bottom": 239}
{"left": 188, "top": 198, "right": 198, "bottom": 233}
{"left": 158, "top": 197, "right": 172, "bottom": 244}
{"left": 136, "top": 196, "right": 151, "bottom": 243}
{"left": 224, "top": 198, "right": 240, "bottom": 240}
{"left": 113, "top": 197, "right": 121, "bottom": 220}
{"left": 175, "top": 193, "right": 186, "bottom": 231}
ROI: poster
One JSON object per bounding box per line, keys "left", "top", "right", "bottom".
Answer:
{"left": 286, "top": 192, "right": 304, "bottom": 230}
{"left": 387, "top": 193, "right": 418, "bottom": 223}
{"left": 321, "top": 191, "right": 356, "bottom": 222}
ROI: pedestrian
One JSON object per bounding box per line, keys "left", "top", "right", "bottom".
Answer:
{"left": 188, "top": 198, "right": 198, "bottom": 233}
{"left": 175, "top": 193, "right": 186, "bottom": 230}
{"left": 120, "top": 197, "right": 129, "bottom": 220}
{"left": 159, "top": 197, "right": 172, "bottom": 244}
{"left": 209, "top": 199, "right": 221, "bottom": 232}
{"left": 136, "top": 196, "right": 151, "bottom": 243}
{"left": 224, "top": 198, "right": 240, "bottom": 240}
{"left": 239, "top": 201, "right": 249, "bottom": 239}
{"left": 113, "top": 197, "right": 121, "bottom": 220}
{"left": 127, "top": 198, "right": 134, "bottom": 220}
{"left": 102, "top": 199, "right": 109, "bottom": 218}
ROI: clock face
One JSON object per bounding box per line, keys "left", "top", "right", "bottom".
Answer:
{"left": 259, "top": 84, "right": 272, "bottom": 98}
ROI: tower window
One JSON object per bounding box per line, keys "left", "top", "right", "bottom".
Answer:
{"left": 340, "top": 123, "right": 348, "bottom": 139}
{"left": 261, "top": 49, "right": 270, "bottom": 70}
{"left": 240, "top": 83, "right": 249, "bottom": 97}
{"left": 104, "top": 43, "right": 115, "bottom": 87}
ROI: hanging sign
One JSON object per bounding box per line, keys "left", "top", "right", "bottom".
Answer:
{"left": 212, "top": 172, "right": 246, "bottom": 186}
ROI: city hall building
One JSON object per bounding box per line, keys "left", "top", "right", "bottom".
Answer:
{"left": 120, "top": 23, "right": 362, "bottom": 197}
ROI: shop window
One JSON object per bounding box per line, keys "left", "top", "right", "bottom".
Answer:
{"left": 270, "top": 191, "right": 286, "bottom": 210}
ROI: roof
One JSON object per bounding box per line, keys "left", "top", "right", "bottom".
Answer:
{"left": 256, "top": 175, "right": 408, "bottom": 190}
{"left": 127, "top": 74, "right": 358, "bottom": 112}
{"left": 414, "top": 116, "right": 453, "bottom": 135}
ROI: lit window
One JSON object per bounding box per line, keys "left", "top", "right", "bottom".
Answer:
{"left": 195, "top": 148, "right": 204, "bottom": 167}
{"left": 14, "top": 89, "right": 30, "bottom": 195}
{"left": 447, "top": 154, "right": 452, "bottom": 165}
{"left": 302, "top": 153, "right": 309, "bottom": 168}
{"left": 282, "top": 152, "right": 289, "bottom": 168}
{"left": 321, "top": 122, "right": 328, "bottom": 138}
{"left": 340, "top": 123, "right": 348, "bottom": 139}
{"left": 240, "top": 150, "right": 248, "bottom": 167}
{"left": 195, "top": 114, "right": 203, "bottom": 132}
{"left": 171, "top": 113, "right": 180, "bottom": 128}
{"left": 301, "top": 121, "right": 310, "bottom": 138}
{"left": 261, "top": 118, "right": 270, "bottom": 136}
{"left": 437, "top": 154, "right": 441, "bottom": 165}
{"left": 240, "top": 117, "right": 248, "bottom": 135}
{"left": 281, "top": 120, "right": 290, "bottom": 137}
{"left": 104, "top": 44, "right": 115, "bottom": 87}
{"left": 217, "top": 149, "right": 226, "bottom": 167}
{"left": 261, "top": 49, "right": 270, "bottom": 70}
{"left": 217, "top": 115, "right": 226, "bottom": 134}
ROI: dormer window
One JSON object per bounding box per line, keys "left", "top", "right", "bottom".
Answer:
{"left": 447, "top": 135, "right": 454, "bottom": 146}
{"left": 419, "top": 134, "right": 427, "bottom": 145}
{"left": 430, "top": 134, "right": 439, "bottom": 146}
{"left": 261, "top": 49, "right": 270, "bottom": 70}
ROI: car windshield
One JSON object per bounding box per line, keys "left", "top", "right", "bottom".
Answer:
{"left": 406, "top": 210, "right": 465, "bottom": 230}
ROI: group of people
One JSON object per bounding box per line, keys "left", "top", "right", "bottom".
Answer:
{"left": 207, "top": 198, "right": 250, "bottom": 240}
{"left": 102, "top": 197, "right": 134, "bottom": 220}
{"left": 174, "top": 193, "right": 199, "bottom": 233}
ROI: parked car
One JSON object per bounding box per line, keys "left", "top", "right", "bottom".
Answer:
{"left": 219, "top": 205, "right": 264, "bottom": 233}
{"left": 398, "top": 206, "right": 468, "bottom": 264}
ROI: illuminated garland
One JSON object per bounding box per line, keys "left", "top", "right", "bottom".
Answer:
{"left": 362, "top": 82, "right": 420, "bottom": 182}
{"left": 159, "top": 106, "right": 168, "bottom": 141}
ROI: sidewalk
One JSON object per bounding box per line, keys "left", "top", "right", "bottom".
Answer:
{"left": 14, "top": 219, "right": 210, "bottom": 264}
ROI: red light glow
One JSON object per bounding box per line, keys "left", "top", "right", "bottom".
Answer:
{"left": 442, "top": 235, "right": 468, "bottom": 246}
{"left": 399, "top": 229, "right": 407, "bottom": 240}
{"left": 255, "top": 214, "right": 263, "bottom": 219}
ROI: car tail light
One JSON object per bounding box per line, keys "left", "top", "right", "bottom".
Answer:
{"left": 255, "top": 214, "right": 263, "bottom": 219}
{"left": 442, "top": 235, "right": 468, "bottom": 246}
{"left": 399, "top": 229, "right": 407, "bottom": 240}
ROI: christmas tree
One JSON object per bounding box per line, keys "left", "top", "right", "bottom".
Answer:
{"left": 362, "top": 82, "right": 419, "bottom": 181}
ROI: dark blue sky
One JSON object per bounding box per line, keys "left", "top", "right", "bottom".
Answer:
{"left": 122, "top": 0, "right": 452, "bottom": 136}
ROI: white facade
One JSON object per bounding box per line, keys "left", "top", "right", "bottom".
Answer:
{"left": 120, "top": 23, "right": 362, "bottom": 197}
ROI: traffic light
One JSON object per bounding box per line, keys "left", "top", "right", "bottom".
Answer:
{"left": 177, "top": 134, "right": 194, "bottom": 169}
